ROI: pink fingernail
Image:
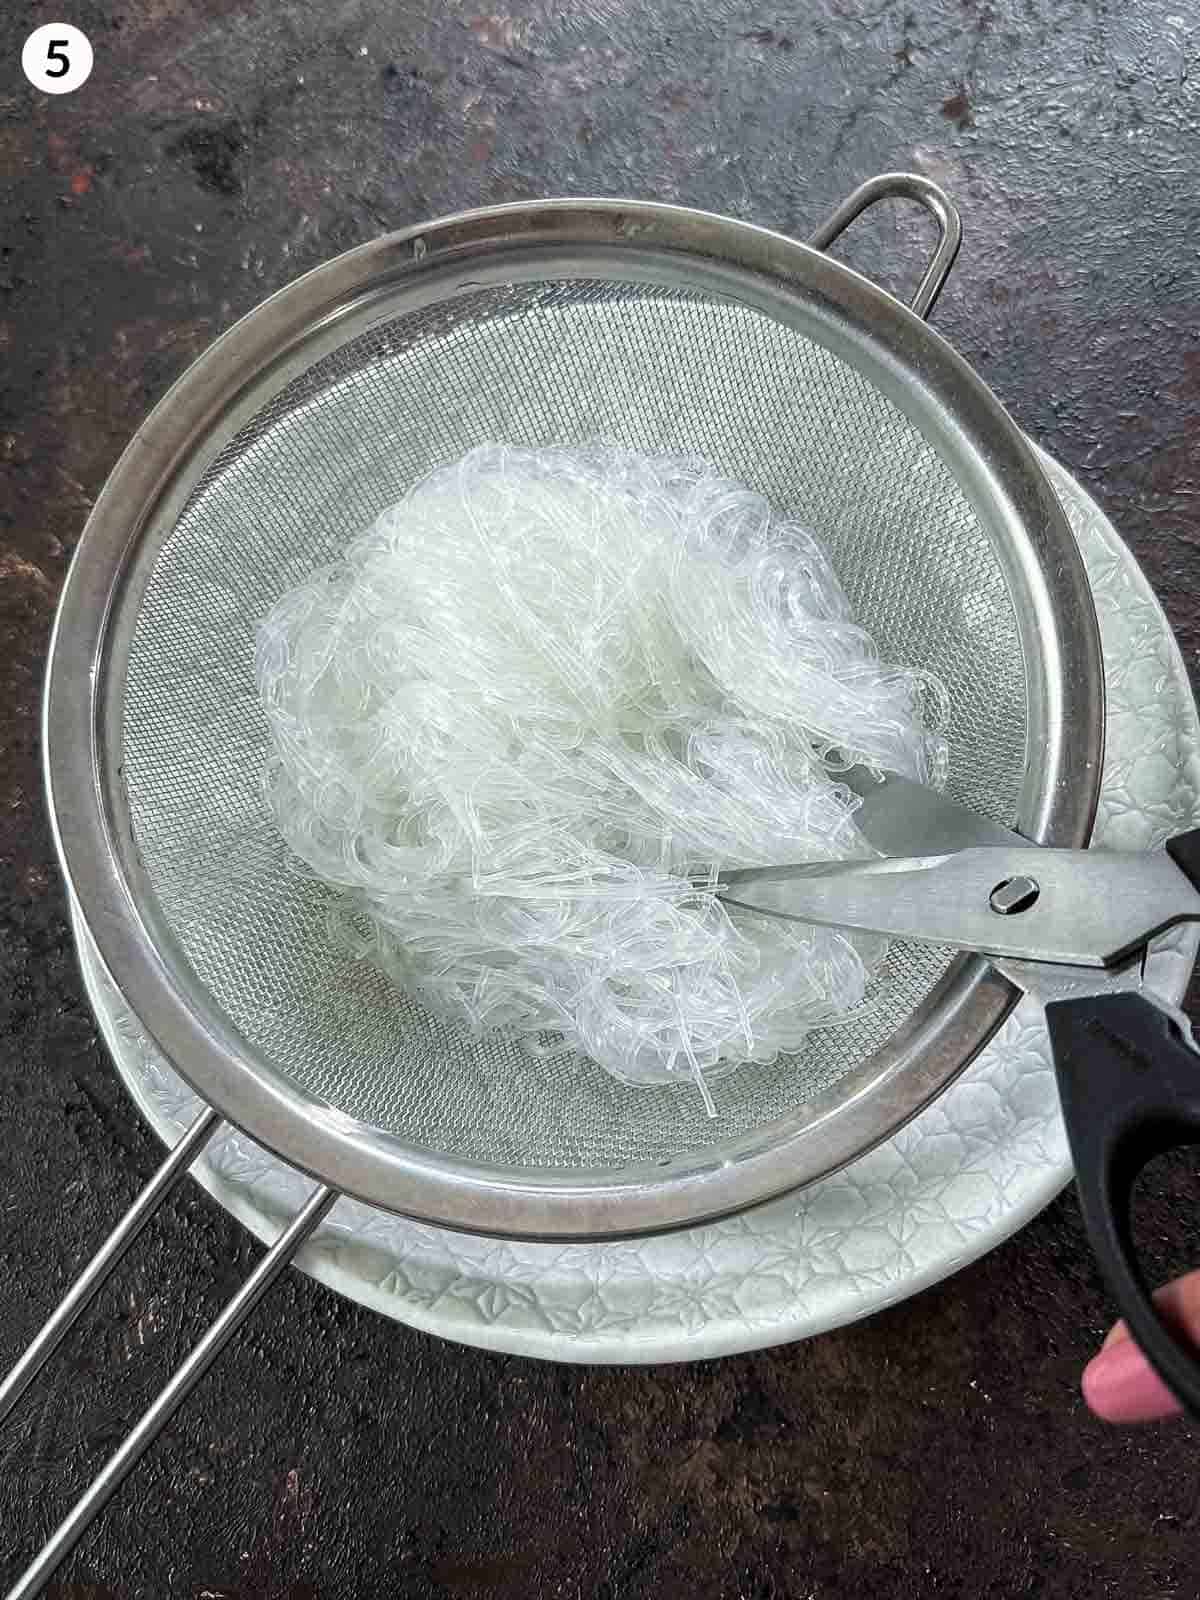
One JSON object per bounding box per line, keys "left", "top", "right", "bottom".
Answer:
{"left": 1082, "top": 1337, "right": 1183, "bottom": 1423}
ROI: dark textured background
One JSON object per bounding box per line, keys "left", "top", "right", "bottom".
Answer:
{"left": 3, "top": 2, "right": 1200, "bottom": 1596}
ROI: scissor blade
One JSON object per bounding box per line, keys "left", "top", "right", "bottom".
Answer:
{"left": 716, "top": 846, "right": 1200, "bottom": 967}
{"left": 988, "top": 950, "right": 1148, "bottom": 1007}
{"left": 842, "top": 767, "right": 1027, "bottom": 855}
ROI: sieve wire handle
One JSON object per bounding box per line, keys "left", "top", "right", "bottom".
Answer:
{"left": 808, "top": 172, "right": 962, "bottom": 319}
{"left": 0, "top": 1105, "right": 220, "bottom": 1429}
{"left": 0, "top": 1110, "right": 338, "bottom": 1599}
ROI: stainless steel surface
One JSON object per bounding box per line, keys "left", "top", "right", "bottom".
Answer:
{"left": 0, "top": 1106, "right": 220, "bottom": 1428}
{"left": 807, "top": 171, "right": 963, "bottom": 318}
{"left": 842, "top": 766, "right": 1027, "bottom": 854}
{"left": 993, "top": 946, "right": 1198, "bottom": 1053}
{"left": 990, "top": 947, "right": 1200, "bottom": 1061}
{"left": 714, "top": 846, "right": 1200, "bottom": 966}
{"left": 989, "top": 875, "right": 1041, "bottom": 915}
{"left": 42, "top": 179, "right": 1105, "bottom": 1238}
{"left": 989, "top": 950, "right": 1151, "bottom": 1008}
{"left": 4, "top": 1183, "right": 338, "bottom": 1600}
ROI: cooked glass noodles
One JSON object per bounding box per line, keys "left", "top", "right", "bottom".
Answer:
{"left": 256, "top": 445, "right": 948, "bottom": 1107}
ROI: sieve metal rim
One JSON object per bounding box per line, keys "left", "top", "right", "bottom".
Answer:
{"left": 44, "top": 182, "right": 1105, "bottom": 1240}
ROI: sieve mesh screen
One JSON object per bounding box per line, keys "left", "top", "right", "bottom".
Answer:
{"left": 120, "top": 278, "right": 1028, "bottom": 1171}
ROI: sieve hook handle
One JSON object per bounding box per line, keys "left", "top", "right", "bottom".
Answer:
{"left": 808, "top": 172, "right": 962, "bottom": 319}
{"left": 0, "top": 1109, "right": 338, "bottom": 1599}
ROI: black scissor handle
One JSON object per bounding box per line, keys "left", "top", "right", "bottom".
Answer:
{"left": 1045, "top": 830, "right": 1200, "bottom": 1417}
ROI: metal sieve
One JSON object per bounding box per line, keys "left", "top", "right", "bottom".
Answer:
{"left": 8, "top": 173, "right": 1102, "bottom": 1592}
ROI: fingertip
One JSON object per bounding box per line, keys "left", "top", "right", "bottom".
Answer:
{"left": 1081, "top": 1335, "right": 1183, "bottom": 1424}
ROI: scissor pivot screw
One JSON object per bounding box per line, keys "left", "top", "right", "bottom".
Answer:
{"left": 989, "top": 875, "right": 1040, "bottom": 915}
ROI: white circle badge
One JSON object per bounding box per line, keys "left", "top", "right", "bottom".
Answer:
{"left": 22, "top": 24, "right": 94, "bottom": 95}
